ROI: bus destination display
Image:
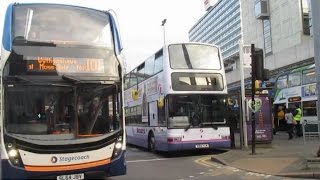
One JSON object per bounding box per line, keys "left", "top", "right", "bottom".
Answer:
{"left": 27, "top": 57, "right": 104, "bottom": 74}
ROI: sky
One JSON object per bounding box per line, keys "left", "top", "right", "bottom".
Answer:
{"left": 0, "top": 0, "right": 205, "bottom": 71}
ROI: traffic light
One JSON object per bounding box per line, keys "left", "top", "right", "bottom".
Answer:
{"left": 255, "top": 80, "right": 261, "bottom": 93}
{"left": 252, "top": 48, "right": 270, "bottom": 81}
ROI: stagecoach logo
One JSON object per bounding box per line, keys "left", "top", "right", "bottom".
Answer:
{"left": 50, "top": 155, "right": 90, "bottom": 164}
{"left": 51, "top": 156, "right": 58, "bottom": 163}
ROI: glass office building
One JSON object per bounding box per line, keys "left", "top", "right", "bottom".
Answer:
{"left": 189, "top": 0, "right": 241, "bottom": 71}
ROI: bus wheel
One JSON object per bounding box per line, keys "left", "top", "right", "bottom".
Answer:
{"left": 148, "top": 132, "right": 155, "bottom": 152}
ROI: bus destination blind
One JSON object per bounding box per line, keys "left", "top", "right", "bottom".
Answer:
{"left": 26, "top": 57, "right": 104, "bottom": 74}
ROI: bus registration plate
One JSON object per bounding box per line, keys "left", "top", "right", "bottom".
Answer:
{"left": 57, "top": 173, "right": 84, "bottom": 180}
{"left": 195, "top": 144, "right": 209, "bottom": 148}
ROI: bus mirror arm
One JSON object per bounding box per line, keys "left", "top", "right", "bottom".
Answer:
{"left": 184, "top": 124, "right": 191, "bottom": 131}
{"left": 199, "top": 122, "right": 218, "bottom": 130}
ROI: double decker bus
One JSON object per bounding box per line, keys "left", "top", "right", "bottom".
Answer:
{"left": 1, "top": 3, "right": 126, "bottom": 179}
{"left": 273, "top": 64, "right": 317, "bottom": 130}
{"left": 124, "top": 42, "right": 231, "bottom": 152}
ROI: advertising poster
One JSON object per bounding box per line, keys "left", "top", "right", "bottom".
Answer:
{"left": 246, "top": 95, "right": 273, "bottom": 144}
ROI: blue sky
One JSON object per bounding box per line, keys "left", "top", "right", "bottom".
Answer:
{"left": 0, "top": 0, "right": 205, "bottom": 71}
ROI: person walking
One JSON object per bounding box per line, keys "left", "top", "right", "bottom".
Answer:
{"left": 293, "top": 103, "right": 302, "bottom": 137}
{"left": 226, "top": 107, "right": 237, "bottom": 149}
{"left": 285, "top": 108, "right": 294, "bottom": 140}
{"left": 277, "top": 106, "right": 285, "bottom": 131}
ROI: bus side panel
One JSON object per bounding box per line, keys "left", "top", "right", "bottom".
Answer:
{"left": 154, "top": 127, "right": 169, "bottom": 151}
{"left": 126, "top": 126, "right": 149, "bottom": 149}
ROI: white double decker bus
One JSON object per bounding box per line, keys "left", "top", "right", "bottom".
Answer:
{"left": 124, "top": 42, "right": 231, "bottom": 152}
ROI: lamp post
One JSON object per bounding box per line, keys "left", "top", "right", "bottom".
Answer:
{"left": 161, "top": 19, "right": 167, "bottom": 45}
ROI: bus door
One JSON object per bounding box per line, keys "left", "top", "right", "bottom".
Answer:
{"left": 149, "top": 101, "right": 158, "bottom": 126}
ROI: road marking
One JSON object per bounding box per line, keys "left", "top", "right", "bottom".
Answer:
{"left": 194, "top": 156, "right": 222, "bottom": 168}
{"left": 127, "top": 158, "right": 168, "bottom": 163}
{"left": 194, "top": 156, "right": 212, "bottom": 167}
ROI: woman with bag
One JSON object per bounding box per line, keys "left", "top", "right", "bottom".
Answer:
{"left": 285, "top": 108, "right": 295, "bottom": 140}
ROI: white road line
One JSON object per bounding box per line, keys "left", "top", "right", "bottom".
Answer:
{"left": 127, "top": 158, "right": 169, "bottom": 163}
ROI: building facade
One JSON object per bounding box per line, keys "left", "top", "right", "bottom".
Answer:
{"left": 189, "top": 0, "right": 241, "bottom": 74}
{"left": 189, "top": 0, "right": 313, "bottom": 90}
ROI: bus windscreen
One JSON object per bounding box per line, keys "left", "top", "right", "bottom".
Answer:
{"left": 169, "top": 44, "right": 221, "bottom": 70}
{"left": 13, "top": 4, "right": 112, "bottom": 47}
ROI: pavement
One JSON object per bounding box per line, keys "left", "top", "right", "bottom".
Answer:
{"left": 211, "top": 131, "right": 320, "bottom": 179}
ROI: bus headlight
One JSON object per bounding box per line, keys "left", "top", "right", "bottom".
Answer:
{"left": 8, "top": 149, "right": 18, "bottom": 157}
{"left": 112, "top": 135, "right": 123, "bottom": 159}
{"left": 4, "top": 140, "right": 24, "bottom": 168}
{"left": 115, "top": 142, "right": 122, "bottom": 149}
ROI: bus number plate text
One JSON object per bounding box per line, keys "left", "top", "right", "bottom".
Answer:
{"left": 195, "top": 144, "right": 209, "bottom": 148}
{"left": 57, "top": 173, "right": 84, "bottom": 180}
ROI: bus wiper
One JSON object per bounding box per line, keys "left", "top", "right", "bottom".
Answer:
{"left": 200, "top": 122, "right": 218, "bottom": 130}
{"left": 184, "top": 124, "right": 191, "bottom": 131}
{"left": 13, "top": 36, "right": 56, "bottom": 46}
{"left": 12, "top": 75, "right": 39, "bottom": 85}
{"left": 62, "top": 75, "right": 82, "bottom": 84}
{"left": 8, "top": 75, "right": 73, "bottom": 87}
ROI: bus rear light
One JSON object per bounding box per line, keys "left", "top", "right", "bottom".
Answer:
{"left": 221, "top": 136, "right": 230, "bottom": 140}
{"left": 167, "top": 137, "right": 182, "bottom": 142}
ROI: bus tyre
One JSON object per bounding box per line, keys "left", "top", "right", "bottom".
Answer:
{"left": 148, "top": 132, "right": 155, "bottom": 152}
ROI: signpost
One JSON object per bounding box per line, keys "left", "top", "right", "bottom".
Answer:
{"left": 239, "top": 41, "right": 250, "bottom": 149}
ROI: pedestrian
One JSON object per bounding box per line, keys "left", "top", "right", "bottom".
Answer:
{"left": 293, "top": 103, "right": 302, "bottom": 137}
{"left": 272, "top": 111, "right": 276, "bottom": 135}
{"left": 226, "top": 107, "right": 237, "bottom": 149}
{"left": 277, "top": 106, "right": 285, "bottom": 131}
{"left": 285, "top": 108, "right": 294, "bottom": 140}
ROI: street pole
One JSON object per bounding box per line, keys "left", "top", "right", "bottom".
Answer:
{"left": 238, "top": 0, "right": 248, "bottom": 149}
{"left": 239, "top": 40, "right": 248, "bottom": 149}
{"left": 310, "top": 0, "right": 320, "bottom": 157}
{"left": 161, "top": 19, "right": 167, "bottom": 46}
{"left": 251, "top": 44, "right": 256, "bottom": 155}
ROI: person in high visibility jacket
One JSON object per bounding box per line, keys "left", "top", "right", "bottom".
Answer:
{"left": 293, "top": 103, "right": 302, "bottom": 137}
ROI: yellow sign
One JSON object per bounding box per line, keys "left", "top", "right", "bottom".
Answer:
{"left": 131, "top": 90, "right": 139, "bottom": 100}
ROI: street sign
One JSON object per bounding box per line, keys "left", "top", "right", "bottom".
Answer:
{"left": 247, "top": 98, "right": 262, "bottom": 113}
{"left": 242, "top": 45, "right": 252, "bottom": 68}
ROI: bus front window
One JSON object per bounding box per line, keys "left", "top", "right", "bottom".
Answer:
{"left": 4, "top": 82, "right": 121, "bottom": 139}
{"left": 168, "top": 95, "right": 227, "bottom": 129}
{"left": 169, "top": 44, "right": 221, "bottom": 70}
{"left": 77, "top": 85, "right": 121, "bottom": 135}
{"left": 4, "top": 85, "right": 75, "bottom": 135}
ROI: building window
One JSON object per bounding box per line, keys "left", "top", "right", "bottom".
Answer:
{"left": 263, "top": 19, "right": 272, "bottom": 54}
{"left": 288, "top": 72, "right": 301, "bottom": 87}
{"left": 301, "top": 0, "right": 310, "bottom": 35}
